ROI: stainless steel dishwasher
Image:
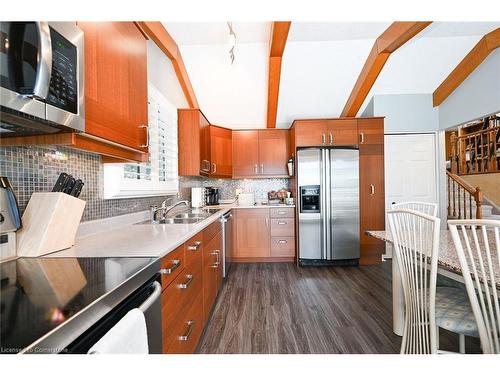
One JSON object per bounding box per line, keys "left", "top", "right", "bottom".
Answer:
{"left": 220, "top": 211, "right": 233, "bottom": 278}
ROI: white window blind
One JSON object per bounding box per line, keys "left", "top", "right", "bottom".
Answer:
{"left": 103, "top": 84, "right": 178, "bottom": 199}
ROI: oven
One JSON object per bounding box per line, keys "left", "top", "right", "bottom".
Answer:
{"left": 0, "top": 22, "right": 84, "bottom": 137}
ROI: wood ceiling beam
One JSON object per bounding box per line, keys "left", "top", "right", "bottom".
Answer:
{"left": 433, "top": 27, "right": 500, "bottom": 107}
{"left": 341, "top": 22, "right": 432, "bottom": 118}
{"left": 267, "top": 21, "right": 291, "bottom": 128}
{"left": 136, "top": 21, "right": 199, "bottom": 109}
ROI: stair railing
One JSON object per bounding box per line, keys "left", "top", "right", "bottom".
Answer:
{"left": 446, "top": 171, "right": 483, "bottom": 219}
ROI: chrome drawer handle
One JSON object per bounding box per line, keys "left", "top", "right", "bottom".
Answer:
{"left": 322, "top": 133, "right": 326, "bottom": 144}
{"left": 139, "top": 124, "right": 149, "bottom": 148}
{"left": 187, "top": 240, "right": 202, "bottom": 251}
{"left": 370, "top": 184, "right": 375, "bottom": 195}
{"left": 277, "top": 221, "right": 287, "bottom": 225}
{"left": 329, "top": 133, "right": 333, "bottom": 144}
{"left": 254, "top": 164, "right": 258, "bottom": 174}
{"left": 360, "top": 132, "right": 365, "bottom": 144}
{"left": 179, "top": 320, "right": 195, "bottom": 341}
{"left": 211, "top": 262, "right": 220, "bottom": 268}
{"left": 179, "top": 274, "right": 193, "bottom": 289}
{"left": 212, "top": 163, "right": 217, "bottom": 173}
{"left": 278, "top": 211, "right": 286, "bottom": 215}
{"left": 160, "top": 259, "right": 180, "bottom": 275}
{"left": 278, "top": 240, "right": 287, "bottom": 244}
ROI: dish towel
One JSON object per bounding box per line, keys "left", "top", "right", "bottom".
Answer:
{"left": 88, "top": 308, "right": 149, "bottom": 354}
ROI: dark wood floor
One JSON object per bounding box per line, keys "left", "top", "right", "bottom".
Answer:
{"left": 197, "top": 261, "right": 481, "bottom": 354}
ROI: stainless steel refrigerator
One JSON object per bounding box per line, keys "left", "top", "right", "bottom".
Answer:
{"left": 297, "top": 147, "right": 359, "bottom": 265}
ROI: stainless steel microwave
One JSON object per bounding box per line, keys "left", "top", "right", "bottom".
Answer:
{"left": 0, "top": 22, "right": 84, "bottom": 137}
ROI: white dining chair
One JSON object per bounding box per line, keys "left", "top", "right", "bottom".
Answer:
{"left": 448, "top": 219, "right": 500, "bottom": 354}
{"left": 388, "top": 208, "right": 441, "bottom": 354}
{"left": 391, "top": 201, "right": 477, "bottom": 353}
{"left": 392, "top": 201, "right": 438, "bottom": 217}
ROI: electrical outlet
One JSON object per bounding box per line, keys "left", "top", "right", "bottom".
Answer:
{"left": 235, "top": 188, "right": 243, "bottom": 197}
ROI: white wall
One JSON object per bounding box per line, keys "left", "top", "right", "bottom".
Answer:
{"left": 277, "top": 39, "right": 375, "bottom": 128}
{"left": 179, "top": 42, "right": 268, "bottom": 129}
{"left": 439, "top": 48, "right": 500, "bottom": 130}
{"left": 365, "top": 94, "right": 439, "bottom": 132}
{"left": 147, "top": 40, "right": 188, "bottom": 108}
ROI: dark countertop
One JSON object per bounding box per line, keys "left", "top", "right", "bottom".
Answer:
{"left": 0, "top": 256, "right": 158, "bottom": 354}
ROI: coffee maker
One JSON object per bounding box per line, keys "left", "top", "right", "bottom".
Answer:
{"left": 205, "top": 187, "right": 219, "bottom": 206}
{"left": 0, "top": 177, "right": 22, "bottom": 260}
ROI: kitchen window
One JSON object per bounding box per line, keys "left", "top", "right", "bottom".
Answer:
{"left": 103, "top": 84, "right": 178, "bottom": 198}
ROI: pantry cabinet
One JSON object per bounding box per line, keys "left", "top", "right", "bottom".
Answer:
{"left": 232, "top": 129, "right": 290, "bottom": 178}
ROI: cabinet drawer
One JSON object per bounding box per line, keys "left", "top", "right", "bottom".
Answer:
{"left": 185, "top": 232, "right": 203, "bottom": 266}
{"left": 160, "top": 244, "right": 185, "bottom": 290}
{"left": 270, "top": 218, "right": 295, "bottom": 237}
{"left": 203, "top": 219, "right": 222, "bottom": 243}
{"left": 165, "top": 295, "right": 204, "bottom": 354}
{"left": 271, "top": 237, "right": 295, "bottom": 257}
{"left": 161, "top": 259, "right": 202, "bottom": 352}
{"left": 270, "top": 207, "right": 294, "bottom": 218}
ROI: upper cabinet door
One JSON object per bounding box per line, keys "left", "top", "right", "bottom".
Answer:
{"left": 199, "top": 112, "right": 211, "bottom": 175}
{"left": 358, "top": 118, "right": 384, "bottom": 145}
{"left": 232, "top": 130, "right": 259, "bottom": 177}
{"left": 210, "top": 126, "right": 232, "bottom": 177}
{"left": 294, "top": 120, "right": 327, "bottom": 147}
{"left": 258, "top": 130, "right": 289, "bottom": 176}
{"left": 178, "top": 109, "right": 202, "bottom": 176}
{"left": 78, "top": 22, "right": 148, "bottom": 151}
{"left": 325, "top": 119, "right": 358, "bottom": 145}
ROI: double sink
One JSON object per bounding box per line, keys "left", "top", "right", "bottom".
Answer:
{"left": 138, "top": 208, "right": 221, "bottom": 225}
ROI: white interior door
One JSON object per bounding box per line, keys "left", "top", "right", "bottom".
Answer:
{"left": 385, "top": 133, "right": 438, "bottom": 210}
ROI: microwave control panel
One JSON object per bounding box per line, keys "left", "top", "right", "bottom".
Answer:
{"left": 46, "top": 27, "right": 78, "bottom": 114}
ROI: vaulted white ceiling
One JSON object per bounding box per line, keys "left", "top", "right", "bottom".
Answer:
{"left": 162, "top": 22, "right": 500, "bottom": 129}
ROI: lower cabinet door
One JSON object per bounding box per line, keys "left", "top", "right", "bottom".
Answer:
{"left": 233, "top": 208, "right": 270, "bottom": 259}
{"left": 202, "top": 233, "right": 219, "bottom": 324}
{"left": 165, "top": 297, "right": 204, "bottom": 354}
{"left": 161, "top": 258, "right": 202, "bottom": 352}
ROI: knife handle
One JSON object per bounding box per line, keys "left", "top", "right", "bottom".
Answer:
{"left": 52, "top": 173, "right": 70, "bottom": 192}
{"left": 63, "top": 177, "right": 76, "bottom": 194}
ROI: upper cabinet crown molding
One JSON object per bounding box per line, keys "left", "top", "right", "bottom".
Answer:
{"left": 433, "top": 27, "right": 500, "bottom": 107}
{"left": 267, "top": 21, "right": 291, "bottom": 129}
{"left": 340, "top": 22, "right": 432, "bottom": 118}
{"left": 137, "top": 22, "right": 199, "bottom": 109}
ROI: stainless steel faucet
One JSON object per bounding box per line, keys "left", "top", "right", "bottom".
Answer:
{"left": 150, "top": 200, "right": 190, "bottom": 223}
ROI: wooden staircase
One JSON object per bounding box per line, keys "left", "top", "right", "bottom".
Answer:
{"left": 446, "top": 171, "right": 499, "bottom": 220}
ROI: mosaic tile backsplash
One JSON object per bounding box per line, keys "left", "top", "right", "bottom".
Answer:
{"left": 179, "top": 176, "right": 291, "bottom": 202}
{"left": 0, "top": 145, "right": 171, "bottom": 222}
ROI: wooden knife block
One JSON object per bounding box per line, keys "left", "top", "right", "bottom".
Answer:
{"left": 16, "top": 192, "right": 86, "bottom": 257}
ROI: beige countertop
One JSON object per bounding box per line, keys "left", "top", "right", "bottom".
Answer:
{"left": 367, "top": 230, "right": 500, "bottom": 288}
{"left": 45, "top": 207, "right": 232, "bottom": 259}
{"left": 44, "top": 203, "right": 295, "bottom": 259}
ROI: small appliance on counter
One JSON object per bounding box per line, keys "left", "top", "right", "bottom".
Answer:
{"left": 237, "top": 193, "right": 255, "bottom": 206}
{"left": 0, "top": 176, "right": 22, "bottom": 261}
{"left": 191, "top": 187, "right": 206, "bottom": 208}
{"left": 205, "top": 187, "right": 220, "bottom": 206}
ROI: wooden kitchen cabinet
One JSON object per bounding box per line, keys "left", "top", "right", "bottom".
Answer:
{"left": 359, "top": 144, "right": 385, "bottom": 265}
{"left": 258, "top": 130, "right": 290, "bottom": 176}
{"left": 202, "top": 231, "right": 222, "bottom": 324}
{"left": 78, "top": 22, "right": 148, "bottom": 152}
{"left": 293, "top": 119, "right": 358, "bottom": 147}
{"left": 232, "top": 129, "right": 290, "bottom": 178}
{"left": 208, "top": 126, "right": 232, "bottom": 177}
{"left": 358, "top": 117, "right": 384, "bottom": 145}
{"left": 233, "top": 209, "right": 271, "bottom": 259}
{"left": 178, "top": 109, "right": 203, "bottom": 176}
{"left": 232, "top": 130, "right": 260, "bottom": 177}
